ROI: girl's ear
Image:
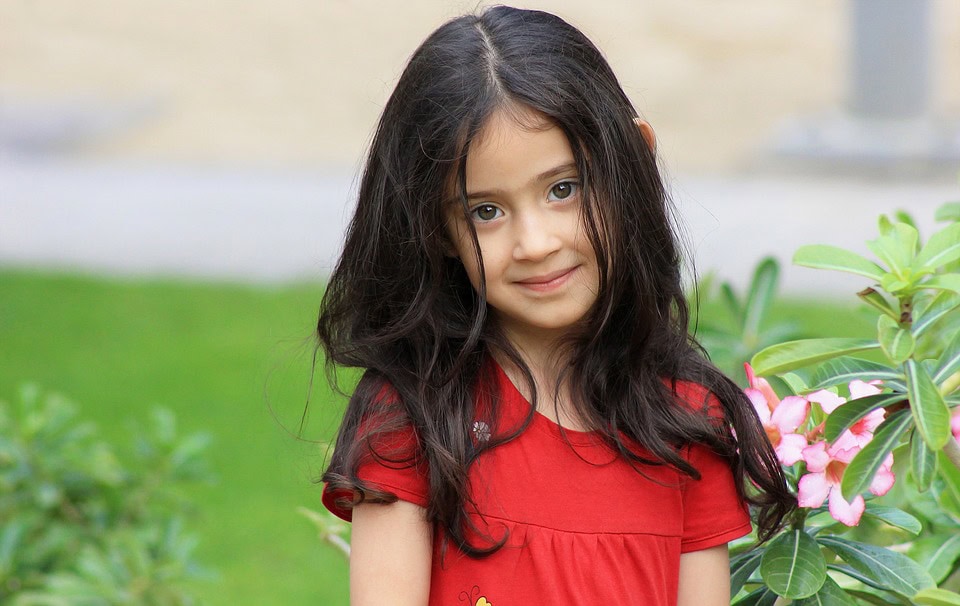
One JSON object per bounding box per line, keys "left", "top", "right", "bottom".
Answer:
{"left": 633, "top": 118, "right": 656, "bottom": 152}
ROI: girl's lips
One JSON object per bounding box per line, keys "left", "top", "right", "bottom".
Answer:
{"left": 515, "top": 266, "right": 578, "bottom": 291}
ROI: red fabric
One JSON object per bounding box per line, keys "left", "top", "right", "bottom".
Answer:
{"left": 322, "top": 363, "right": 751, "bottom": 605}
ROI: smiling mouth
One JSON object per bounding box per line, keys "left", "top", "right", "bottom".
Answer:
{"left": 515, "top": 267, "right": 578, "bottom": 291}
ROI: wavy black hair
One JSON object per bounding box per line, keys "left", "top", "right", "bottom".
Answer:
{"left": 318, "top": 5, "right": 794, "bottom": 556}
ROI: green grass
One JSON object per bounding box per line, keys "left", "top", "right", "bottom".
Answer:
{"left": 0, "top": 269, "right": 350, "bottom": 605}
{"left": 0, "top": 268, "right": 876, "bottom": 604}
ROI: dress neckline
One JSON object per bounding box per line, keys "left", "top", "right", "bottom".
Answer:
{"left": 490, "top": 356, "right": 604, "bottom": 447}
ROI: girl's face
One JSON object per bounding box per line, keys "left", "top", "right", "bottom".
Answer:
{"left": 445, "top": 105, "right": 600, "bottom": 348}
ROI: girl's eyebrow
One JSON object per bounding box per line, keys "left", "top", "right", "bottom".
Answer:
{"left": 465, "top": 162, "right": 578, "bottom": 200}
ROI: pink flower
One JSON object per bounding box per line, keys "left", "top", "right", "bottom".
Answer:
{"left": 744, "top": 363, "right": 809, "bottom": 466}
{"left": 807, "top": 381, "right": 885, "bottom": 451}
{"left": 952, "top": 408, "right": 960, "bottom": 442}
{"left": 798, "top": 441, "right": 895, "bottom": 526}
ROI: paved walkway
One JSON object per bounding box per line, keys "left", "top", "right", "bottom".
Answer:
{"left": 1, "top": 157, "right": 956, "bottom": 295}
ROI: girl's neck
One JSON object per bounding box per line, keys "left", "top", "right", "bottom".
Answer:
{"left": 493, "top": 329, "right": 589, "bottom": 432}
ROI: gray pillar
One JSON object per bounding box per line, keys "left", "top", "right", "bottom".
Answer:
{"left": 849, "top": 0, "right": 931, "bottom": 119}
{"left": 766, "top": 0, "right": 959, "bottom": 176}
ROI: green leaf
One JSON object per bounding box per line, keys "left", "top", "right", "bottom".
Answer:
{"left": 781, "top": 372, "right": 810, "bottom": 395}
{"left": 845, "top": 589, "right": 911, "bottom": 606}
{"left": 935, "top": 202, "right": 960, "bottom": 223}
{"left": 911, "top": 429, "right": 938, "bottom": 492}
{"left": 910, "top": 534, "right": 960, "bottom": 583}
{"left": 793, "top": 245, "right": 886, "bottom": 282}
{"left": 933, "top": 330, "right": 960, "bottom": 385}
{"left": 867, "top": 222, "right": 920, "bottom": 276}
{"left": 793, "top": 576, "right": 857, "bottom": 606}
{"left": 828, "top": 564, "right": 889, "bottom": 592}
{"left": 823, "top": 394, "right": 905, "bottom": 442}
{"left": 882, "top": 274, "right": 912, "bottom": 294}
{"left": 840, "top": 410, "right": 912, "bottom": 501}
{"left": 914, "top": 588, "right": 960, "bottom": 606}
{"left": 913, "top": 291, "right": 960, "bottom": 338}
{"left": 906, "top": 359, "right": 952, "bottom": 450}
{"left": 730, "top": 549, "right": 764, "bottom": 599}
{"left": 817, "top": 536, "right": 935, "bottom": 597}
{"left": 878, "top": 214, "right": 896, "bottom": 236}
{"left": 752, "top": 339, "right": 881, "bottom": 376}
{"left": 858, "top": 287, "right": 900, "bottom": 320}
{"left": 893, "top": 209, "right": 918, "bottom": 229}
{"left": 935, "top": 475, "right": 960, "bottom": 519}
{"left": 733, "top": 586, "right": 778, "bottom": 606}
{"left": 939, "top": 450, "right": 960, "bottom": 514}
{"left": 877, "top": 315, "right": 915, "bottom": 365}
{"left": 721, "top": 282, "right": 742, "bottom": 326}
{"left": 760, "top": 529, "right": 827, "bottom": 599}
{"left": 924, "top": 274, "right": 960, "bottom": 295}
{"left": 914, "top": 223, "right": 960, "bottom": 271}
{"left": 743, "top": 257, "right": 779, "bottom": 340}
{"left": 809, "top": 357, "right": 904, "bottom": 392}
{"left": 861, "top": 505, "right": 922, "bottom": 535}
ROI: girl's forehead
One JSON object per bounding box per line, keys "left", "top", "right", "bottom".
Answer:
{"left": 471, "top": 104, "right": 556, "bottom": 152}
{"left": 464, "top": 107, "right": 576, "bottom": 195}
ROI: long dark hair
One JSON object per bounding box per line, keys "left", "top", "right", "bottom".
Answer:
{"left": 318, "top": 5, "right": 794, "bottom": 555}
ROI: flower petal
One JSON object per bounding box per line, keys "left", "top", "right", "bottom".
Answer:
{"left": 756, "top": 377, "right": 781, "bottom": 409}
{"left": 802, "top": 441, "right": 830, "bottom": 472}
{"left": 829, "top": 445, "right": 859, "bottom": 464}
{"left": 808, "top": 389, "right": 846, "bottom": 414}
{"left": 870, "top": 460, "right": 896, "bottom": 496}
{"left": 858, "top": 409, "right": 886, "bottom": 434}
{"left": 770, "top": 396, "right": 810, "bottom": 433}
{"left": 745, "top": 388, "right": 771, "bottom": 424}
{"left": 776, "top": 433, "right": 808, "bottom": 466}
{"left": 831, "top": 430, "right": 860, "bottom": 453}
{"left": 849, "top": 379, "right": 883, "bottom": 399}
{"left": 828, "top": 489, "right": 866, "bottom": 526}
{"left": 951, "top": 410, "right": 960, "bottom": 442}
{"left": 798, "top": 472, "right": 830, "bottom": 508}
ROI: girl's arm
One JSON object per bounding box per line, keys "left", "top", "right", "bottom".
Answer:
{"left": 350, "top": 500, "right": 433, "bottom": 605}
{"left": 677, "top": 544, "right": 730, "bottom": 606}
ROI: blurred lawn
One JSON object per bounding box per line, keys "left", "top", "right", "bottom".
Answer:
{"left": 0, "top": 268, "right": 874, "bottom": 604}
{"left": 0, "top": 269, "right": 351, "bottom": 605}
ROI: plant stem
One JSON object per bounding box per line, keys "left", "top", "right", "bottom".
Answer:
{"left": 945, "top": 436, "right": 960, "bottom": 471}
{"left": 790, "top": 506, "right": 810, "bottom": 530}
{"left": 899, "top": 295, "right": 914, "bottom": 327}
{"left": 773, "top": 597, "right": 791, "bottom": 606}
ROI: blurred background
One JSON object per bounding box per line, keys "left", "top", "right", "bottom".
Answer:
{"left": 1, "top": 1, "right": 958, "bottom": 604}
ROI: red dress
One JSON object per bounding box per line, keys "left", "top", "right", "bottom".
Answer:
{"left": 323, "top": 362, "right": 751, "bottom": 605}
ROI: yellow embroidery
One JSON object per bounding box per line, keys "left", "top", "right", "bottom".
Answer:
{"left": 476, "top": 598, "right": 492, "bottom": 606}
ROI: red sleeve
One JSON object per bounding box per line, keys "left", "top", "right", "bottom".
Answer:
{"left": 674, "top": 381, "right": 752, "bottom": 552}
{"left": 321, "top": 393, "right": 430, "bottom": 522}
{"left": 679, "top": 442, "right": 752, "bottom": 552}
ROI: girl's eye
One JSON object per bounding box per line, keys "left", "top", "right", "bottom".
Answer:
{"left": 470, "top": 204, "right": 502, "bottom": 222}
{"left": 548, "top": 181, "right": 578, "bottom": 201}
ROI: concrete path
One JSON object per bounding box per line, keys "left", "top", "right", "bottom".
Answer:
{"left": 1, "top": 157, "right": 956, "bottom": 295}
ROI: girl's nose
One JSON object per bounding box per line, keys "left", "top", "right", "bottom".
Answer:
{"left": 512, "top": 210, "right": 562, "bottom": 261}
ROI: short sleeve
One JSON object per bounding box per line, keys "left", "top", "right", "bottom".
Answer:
{"left": 321, "top": 397, "right": 430, "bottom": 522}
{"left": 679, "top": 442, "right": 752, "bottom": 552}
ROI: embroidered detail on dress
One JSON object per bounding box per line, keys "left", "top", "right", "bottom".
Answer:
{"left": 458, "top": 584, "right": 492, "bottom": 605}
{"left": 472, "top": 420, "right": 491, "bottom": 443}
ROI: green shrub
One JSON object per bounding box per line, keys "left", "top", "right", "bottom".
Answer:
{"left": 0, "top": 385, "right": 213, "bottom": 605}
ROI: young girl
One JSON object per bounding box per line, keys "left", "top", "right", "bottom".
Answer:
{"left": 318, "top": 6, "right": 794, "bottom": 605}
